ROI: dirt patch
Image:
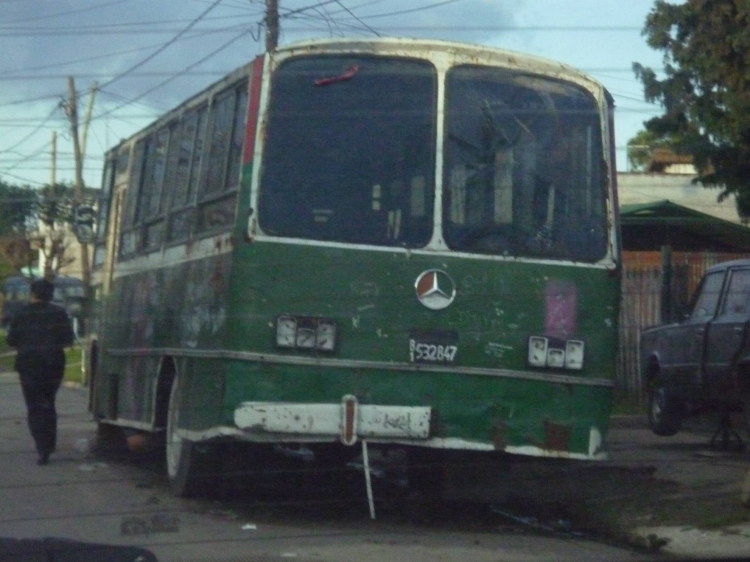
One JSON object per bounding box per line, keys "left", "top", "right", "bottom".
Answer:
{"left": 478, "top": 417, "right": 750, "bottom": 549}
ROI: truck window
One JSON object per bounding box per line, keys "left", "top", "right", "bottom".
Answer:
{"left": 721, "top": 269, "right": 750, "bottom": 315}
{"left": 691, "top": 271, "right": 725, "bottom": 319}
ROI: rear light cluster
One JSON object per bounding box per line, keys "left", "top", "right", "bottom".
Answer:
{"left": 527, "top": 336, "right": 584, "bottom": 370}
{"left": 275, "top": 315, "right": 337, "bottom": 352}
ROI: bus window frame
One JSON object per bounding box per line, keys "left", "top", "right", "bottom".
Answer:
{"left": 94, "top": 156, "right": 116, "bottom": 270}
{"left": 194, "top": 81, "right": 247, "bottom": 236}
{"left": 115, "top": 76, "right": 249, "bottom": 260}
{"left": 118, "top": 141, "right": 146, "bottom": 260}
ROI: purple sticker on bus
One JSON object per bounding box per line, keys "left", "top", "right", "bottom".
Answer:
{"left": 544, "top": 280, "right": 578, "bottom": 339}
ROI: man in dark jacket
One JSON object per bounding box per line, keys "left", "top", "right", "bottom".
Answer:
{"left": 6, "top": 279, "right": 75, "bottom": 465}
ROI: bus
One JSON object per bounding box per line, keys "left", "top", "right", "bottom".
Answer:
{"left": 2, "top": 274, "right": 85, "bottom": 330}
{"left": 89, "top": 37, "right": 620, "bottom": 497}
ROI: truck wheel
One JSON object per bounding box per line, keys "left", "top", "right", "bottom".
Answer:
{"left": 648, "top": 382, "right": 682, "bottom": 436}
{"left": 742, "top": 392, "right": 750, "bottom": 439}
{"left": 166, "top": 376, "right": 219, "bottom": 497}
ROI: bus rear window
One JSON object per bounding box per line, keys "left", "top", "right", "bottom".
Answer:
{"left": 258, "top": 56, "right": 436, "bottom": 248}
{"left": 443, "top": 66, "right": 607, "bottom": 262}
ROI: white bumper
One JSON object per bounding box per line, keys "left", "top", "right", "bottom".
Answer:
{"left": 234, "top": 396, "right": 431, "bottom": 445}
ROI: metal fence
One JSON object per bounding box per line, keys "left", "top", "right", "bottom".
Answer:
{"left": 617, "top": 251, "right": 749, "bottom": 403}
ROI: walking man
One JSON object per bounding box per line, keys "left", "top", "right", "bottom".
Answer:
{"left": 5, "top": 279, "right": 75, "bottom": 465}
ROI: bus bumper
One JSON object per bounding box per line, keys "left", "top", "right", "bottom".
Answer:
{"left": 234, "top": 396, "right": 431, "bottom": 445}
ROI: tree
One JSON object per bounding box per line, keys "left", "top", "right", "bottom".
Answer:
{"left": 633, "top": 0, "right": 750, "bottom": 214}
{"left": 0, "top": 181, "right": 39, "bottom": 278}
{"left": 626, "top": 129, "right": 679, "bottom": 171}
{"left": 36, "top": 183, "right": 76, "bottom": 279}
{"left": 0, "top": 181, "right": 97, "bottom": 280}
{"left": 35, "top": 183, "right": 97, "bottom": 279}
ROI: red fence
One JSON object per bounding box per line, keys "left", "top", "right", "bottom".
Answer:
{"left": 617, "top": 251, "right": 749, "bottom": 402}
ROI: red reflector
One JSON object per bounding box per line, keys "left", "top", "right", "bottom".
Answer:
{"left": 341, "top": 395, "right": 358, "bottom": 446}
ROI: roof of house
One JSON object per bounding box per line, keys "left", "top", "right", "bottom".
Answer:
{"left": 620, "top": 200, "right": 750, "bottom": 252}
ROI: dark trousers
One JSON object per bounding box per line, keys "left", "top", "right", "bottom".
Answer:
{"left": 19, "top": 376, "right": 62, "bottom": 457}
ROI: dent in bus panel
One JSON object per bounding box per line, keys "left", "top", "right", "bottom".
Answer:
{"left": 258, "top": 56, "right": 436, "bottom": 248}
{"left": 443, "top": 66, "right": 607, "bottom": 262}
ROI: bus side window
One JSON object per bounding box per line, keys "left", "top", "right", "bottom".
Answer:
{"left": 119, "top": 142, "right": 146, "bottom": 260}
{"left": 196, "top": 80, "right": 247, "bottom": 234}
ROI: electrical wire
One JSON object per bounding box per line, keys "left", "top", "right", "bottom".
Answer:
{"left": 0, "top": 105, "right": 61, "bottom": 155}
{"left": 97, "top": 0, "right": 226, "bottom": 91}
{"left": 355, "top": 0, "right": 467, "bottom": 19}
{"left": 94, "top": 27, "right": 256, "bottom": 120}
{"left": 0, "top": 141, "right": 52, "bottom": 174}
{"left": 0, "top": 22, "right": 258, "bottom": 77}
{"left": 1, "top": 0, "right": 131, "bottom": 26}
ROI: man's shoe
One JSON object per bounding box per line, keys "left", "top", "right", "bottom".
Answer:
{"left": 37, "top": 453, "right": 50, "bottom": 466}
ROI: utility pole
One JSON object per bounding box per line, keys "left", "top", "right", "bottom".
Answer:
{"left": 266, "top": 0, "right": 279, "bottom": 52}
{"left": 50, "top": 130, "right": 57, "bottom": 188}
{"left": 65, "top": 77, "right": 91, "bottom": 305}
{"left": 81, "top": 81, "right": 98, "bottom": 162}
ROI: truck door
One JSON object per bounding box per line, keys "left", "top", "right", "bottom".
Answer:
{"left": 704, "top": 268, "right": 750, "bottom": 402}
{"left": 670, "top": 270, "right": 725, "bottom": 397}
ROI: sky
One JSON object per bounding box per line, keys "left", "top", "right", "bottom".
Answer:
{"left": 0, "top": 0, "right": 665, "bottom": 190}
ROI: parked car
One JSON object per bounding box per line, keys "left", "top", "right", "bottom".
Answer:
{"left": 639, "top": 259, "right": 750, "bottom": 436}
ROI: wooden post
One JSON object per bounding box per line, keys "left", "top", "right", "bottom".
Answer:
{"left": 266, "top": 0, "right": 279, "bottom": 52}
{"left": 81, "top": 81, "right": 98, "bottom": 161}
{"left": 50, "top": 131, "right": 57, "bottom": 188}
{"left": 66, "top": 77, "right": 91, "bottom": 312}
{"left": 660, "top": 245, "right": 672, "bottom": 323}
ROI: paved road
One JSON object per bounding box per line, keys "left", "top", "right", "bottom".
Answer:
{"left": 0, "top": 372, "right": 645, "bottom": 562}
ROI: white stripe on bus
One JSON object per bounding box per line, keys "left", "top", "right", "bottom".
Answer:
{"left": 107, "top": 346, "right": 615, "bottom": 388}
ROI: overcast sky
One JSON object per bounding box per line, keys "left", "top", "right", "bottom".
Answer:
{"left": 0, "top": 0, "right": 664, "bottom": 189}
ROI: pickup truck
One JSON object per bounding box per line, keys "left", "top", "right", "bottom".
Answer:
{"left": 640, "top": 259, "right": 750, "bottom": 436}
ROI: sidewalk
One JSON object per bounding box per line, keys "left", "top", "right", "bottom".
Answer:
{"left": 609, "top": 413, "right": 750, "bottom": 557}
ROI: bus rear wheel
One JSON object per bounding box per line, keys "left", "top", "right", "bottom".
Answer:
{"left": 166, "top": 376, "right": 219, "bottom": 497}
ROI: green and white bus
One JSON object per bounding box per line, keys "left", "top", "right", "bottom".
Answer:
{"left": 89, "top": 38, "right": 620, "bottom": 496}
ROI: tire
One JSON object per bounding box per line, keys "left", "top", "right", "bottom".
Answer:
{"left": 648, "top": 381, "right": 682, "bottom": 436}
{"left": 166, "top": 375, "right": 220, "bottom": 497}
{"left": 742, "top": 391, "right": 750, "bottom": 439}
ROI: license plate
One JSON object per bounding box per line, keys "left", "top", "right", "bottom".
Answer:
{"left": 408, "top": 329, "right": 458, "bottom": 364}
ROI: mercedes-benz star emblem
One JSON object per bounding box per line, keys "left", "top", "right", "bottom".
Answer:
{"left": 415, "top": 270, "right": 456, "bottom": 310}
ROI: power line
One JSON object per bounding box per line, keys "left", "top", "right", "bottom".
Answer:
{"left": 332, "top": 0, "right": 380, "bottom": 36}
{"left": 0, "top": 93, "right": 62, "bottom": 109}
{"left": 0, "top": 170, "right": 47, "bottom": 186}
{"left": 0, "top": 105, "right": 61, "bottom": 155}
{"left": 356, "top": 0, "right": 467, "bottom": 19}
{"left": 0, "top": 24, "right": 647, "bottom": 37}
{"left": 97, "top": 0, "right": 226, "bottom": 91}
{"left": 0, "top": 71, "right": 231, "bottom": 80}
{"left": 1, "top": 141, "right": 52, "bottom": 174}
{"left": 94, "top": 27, "right": 257, "bottom": 120}
{"left": 2, "top": 0, "right": 131, "bottom": 25}
{"left": 0, "top": 23, "right": 258, "bottom": 77}
{"left": 0, "top": 13, "right": 259, "bottom": 33}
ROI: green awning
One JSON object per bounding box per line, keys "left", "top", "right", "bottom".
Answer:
{"left": 620, "top": 200, "right": 750, "bottom": 252}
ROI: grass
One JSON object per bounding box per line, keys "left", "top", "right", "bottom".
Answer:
{"left": 0, "top": 333, "right": 10, "bottom": 354}
{"left": 0, "top": 344, "right": 84, "bottom": 385}
{"left": 64, "top": 346, "right": 83, "bottom": 384}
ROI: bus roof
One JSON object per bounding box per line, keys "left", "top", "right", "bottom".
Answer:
{"left": 105, "top": 36, "right": 610, "bottom": 157}
{"left": 278, "top": 37, "right": 603, "bottom": 89}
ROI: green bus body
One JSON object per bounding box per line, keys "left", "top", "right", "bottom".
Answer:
{"left": 90, "top": 39, "right": 620, "bottom": 468}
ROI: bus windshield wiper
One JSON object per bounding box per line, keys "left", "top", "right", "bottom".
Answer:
{"left": 314, "top": 64, "right": 360, "bottom": 86}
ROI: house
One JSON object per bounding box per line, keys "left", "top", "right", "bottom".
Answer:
{"left": 616, "top": 199, "right": 750, "bottom": 401}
